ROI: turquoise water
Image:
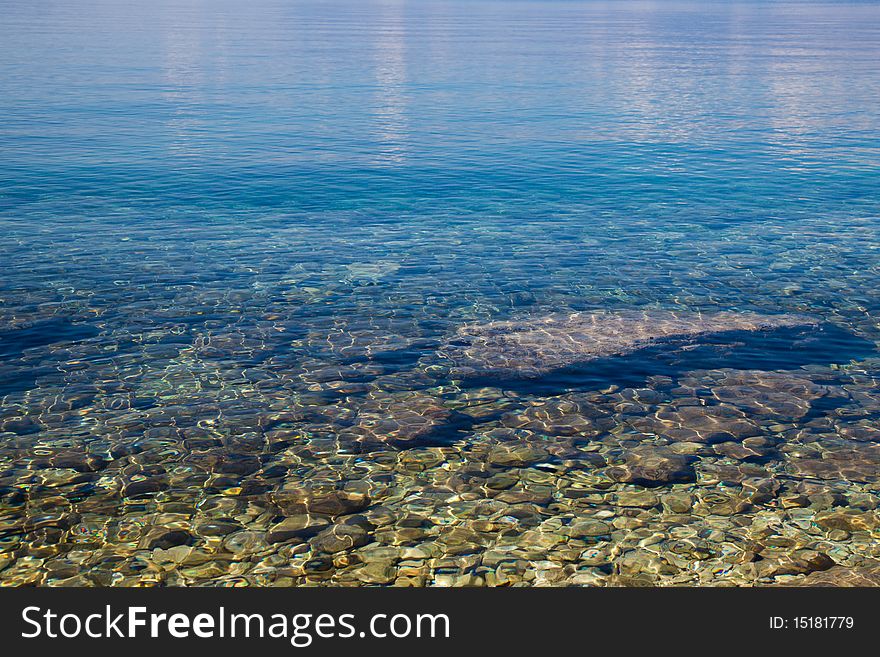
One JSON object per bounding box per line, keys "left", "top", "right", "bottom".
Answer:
{"left": 2, "top": 0, "right": 880, "bottom": 586}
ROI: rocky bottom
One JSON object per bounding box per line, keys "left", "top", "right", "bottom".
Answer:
{"left": 2, "top": 357, "right": 880, "bottom": 587}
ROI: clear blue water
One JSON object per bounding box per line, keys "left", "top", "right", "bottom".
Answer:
{"left": 2, "top": 0, "right": 880, "bottom": 586}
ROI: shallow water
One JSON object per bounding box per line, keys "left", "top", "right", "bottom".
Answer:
{"left": 2, "top": 0, "right": 880, "bottom": 586}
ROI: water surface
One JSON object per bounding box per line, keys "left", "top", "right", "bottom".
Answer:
{"left": 2, "top": 0, "right": 880, "bottom": 587}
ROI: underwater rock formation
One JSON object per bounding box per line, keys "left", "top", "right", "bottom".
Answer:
{"left": 338, "top": 392, "right": 467, "bottom": 450}
{"left": 434, "top": 310, "right": 815, "bottom": 379}
{"left": 780, "top": 563, "right": 880, "bottom": 586}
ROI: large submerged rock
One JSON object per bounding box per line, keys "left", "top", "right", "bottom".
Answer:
{"left": 434, "top": 310, "right": 814, "bottom": 379}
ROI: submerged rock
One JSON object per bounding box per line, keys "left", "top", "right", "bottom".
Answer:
{"left": 344, "top": 260, "right": 401, "bottom": 283}
{"left": 786, "top": 442, "right": 880, "bottom": 483}
{"left": 630, "top": 403, "right": 761, "bottom": 444}
{"left": 271, "top": 487, "right": 372, "bottom": 516}
{"left": 779, "top": 563, "right": 880, "bottom": 587}
{"left": 607, "top": 445, "right": 698, "bottom": 486}
{"left": 434, "top": 310, "right": 813, "bottom": 379}
{"left": 500, "top": 396, "right": 608, "bottom": 436}
{"left": 339, "top": 393, "right": 466, "bottom": 449}
{"left": 705, "top": 370, "right": 830, "bottom": 419}
{"left": 265, "top": 515, "right": 330, "bottom": 543}
{"left": 310, "top": 524, "right": 371, "bottom": 554}
{"left": 138, "top": 528, "right": 194, "bottom": 551}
